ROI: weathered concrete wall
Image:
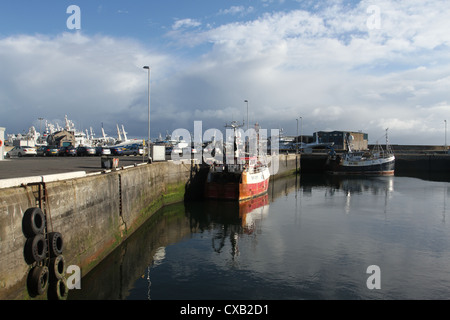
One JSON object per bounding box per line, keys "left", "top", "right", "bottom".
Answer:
{"left": 395, "top": 154, "right": 450, "bottom": 174}
{"left": 388, "top": 145, "right": 448, "bottom": 153}
{"left": 0, "top": 186, "right": 33, "bottom": 299}
{"left": 43, "top": 173, "right": 121, "bottom": 277}
{"left": 273, "top": 154, "right": 299, "bottom": 178}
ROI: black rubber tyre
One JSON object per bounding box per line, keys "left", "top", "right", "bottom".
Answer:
{"left": 48, "top": 232, "right": 64, "bottom": 257}
{"left": 49, "top": 255, "right": 65, "bottom": 281}
{"left": 47, "top": 277, "right": 69, "bottom": 300}
{"left": 22, "top": 207, "right": 46, "bottom": 238}
{"left": 24, "top": 233, "right": 47, "bottom": 264}
{"left": 27, "top": 266, "right": 49, "bottom": 297}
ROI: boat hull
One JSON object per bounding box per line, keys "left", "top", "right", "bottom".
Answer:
{"left": 205, "top": 167, "right": 270, "bottom": 201}
{"left": 326, "top": 156, "right": 395, "bottom": 175}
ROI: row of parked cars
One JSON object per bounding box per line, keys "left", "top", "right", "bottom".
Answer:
{"left": 6, "top": 144, "right": 144, "bottom": 158}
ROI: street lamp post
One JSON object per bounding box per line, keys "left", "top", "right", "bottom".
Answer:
{"left": 296, "top": 118, "right": 299, "bottom": 155}
{"left": 445, "top": 120, "right": 447, "bottom": 151}
{"left": 143, "top": 66, "right": 151, "bottom": 163}
{"left": 297, "top": 116, "right": 303, "bottom": 154}
{"left": 295, "top": 118, "right": 300, "bottom": 173}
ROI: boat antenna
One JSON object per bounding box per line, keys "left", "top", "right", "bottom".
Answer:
{"left": 385, "top": 128, "right": 393, "bottom": 154}
{"left": 385, "top": 128, "right": 389, "bottom": 146}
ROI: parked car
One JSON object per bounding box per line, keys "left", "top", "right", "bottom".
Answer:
{"left": 6, "top": 146, "right": 37, "bottom": 158}
{"left": 76, "top": 146, "right": 96, "bottom": 156}
{"left": 191, "top": 143, "right": 201, "bottom": 154}
{"left": 110, "top": 146, "right": 125, "bottom": 156}
{"left": 37, "top": 146, "right": 47, "bottom": 157}
{"left": 165, "top": 145, "right": 184, "bottom": 156}
{"left": 37, "top": 145, "right": 59, "bottom": 157}
{"left": 59, "top": 146, "right": 77, "bottom": 157}
{"left": 96, "top": 146, "right": 112, "bottom": 156}
{"left": 123, "top": 144, "right": 144, "bottom": 156}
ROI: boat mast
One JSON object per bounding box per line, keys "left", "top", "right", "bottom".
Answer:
{"left": 385, "top": 128, "right": 393, "bottom": 155}
{"left": 117, "top": 124, "right": 122, "bottom": 142}
{"left": 255, "top": 122, "right": 260, "bottom": 161}
{"left": 225, "top": 120, "right": 243, "bottom": 165}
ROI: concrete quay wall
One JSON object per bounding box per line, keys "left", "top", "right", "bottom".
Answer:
{"left": 394, "top": 154, "right": 450, "bottom": 174}
{"left": 275, "top": 153, "right": 300, "bottom": 177}
{"left": 0, "top": 155, "right": 297, "bottom": 300}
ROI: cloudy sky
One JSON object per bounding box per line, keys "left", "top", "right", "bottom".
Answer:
{"left": 1, "top": 0, "right": 449, "bottom": 145}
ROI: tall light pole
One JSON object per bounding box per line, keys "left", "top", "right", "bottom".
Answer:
{"left": 143, "top": 66, "right": 151, "bottom": 163}
{"left": 296, "top": 118, "right": 299, "bottom": 155}
{"left": 300, "top": 116, "right": 303, "bottom": 154}
{"left": 244, "top": 100, "right": 249, "bottom": 131}
{"left": 445, "top": 120, "right": 447, "bottom": 151}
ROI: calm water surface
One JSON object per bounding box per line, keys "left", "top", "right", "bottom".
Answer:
{"left": 70, "top": 174, "right": 450, "bottom": 300}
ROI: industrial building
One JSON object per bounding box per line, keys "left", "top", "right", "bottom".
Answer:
{"left": 313, "top": 131, "right": 368, "bottom": 151}
{"left": 47, "top": 130, "right": 76, "bottom": 147}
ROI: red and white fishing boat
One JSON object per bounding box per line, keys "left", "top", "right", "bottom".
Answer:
{"left": 204, "top": 156, "right": 271, "bottom": 201}
{"left": 204, "top": 122, "right": 270, "bottom": 201}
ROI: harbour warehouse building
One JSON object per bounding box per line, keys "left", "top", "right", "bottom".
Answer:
{"left": 314, "top": 130, "right": 368, "bottom": 151}
{"left": 273, "top": 130, "right": 368, "bottom": 153}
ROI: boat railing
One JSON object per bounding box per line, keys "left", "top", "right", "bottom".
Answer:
{"left": 228, "top": 164, "right": 244, "bottom": 173}
{"left": 211, "top": 163, "right": 244, "bottom": 173}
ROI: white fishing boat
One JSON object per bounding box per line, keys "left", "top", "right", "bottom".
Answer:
{"left": 326, "top": 129, "right": 395, "bottom": 175}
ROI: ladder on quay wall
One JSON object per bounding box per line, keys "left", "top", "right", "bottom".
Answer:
{"left": 26, "top": 182, "right": 53, "bottom": 233}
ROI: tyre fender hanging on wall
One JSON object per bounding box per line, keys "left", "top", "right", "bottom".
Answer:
{"left": 22, "top": 207, "right": 46, "bottom": 238}
{"left": 49, "top": 255, "right": 65, "bottom": 281}
{"left": 47, "top": 277, "right": 69, "bottom": 300}
{"left": 27, "top": 266, "right": 50, "bottom": 297}
{"left": 48, "top": 232, "right": 64, "bottom": 257}
{"left": 23, "top": 233, "right": 48, "bottom": 264}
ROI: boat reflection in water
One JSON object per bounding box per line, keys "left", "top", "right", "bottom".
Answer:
{"left": 322, "top": 174, "right": 394, "bottom": 194}
{"left": 185, "top": 194, "right": 270, "bottom": 258}
{"left": 239, "top": 194, "right": 270, "bottom": 234}
{"left": 300, "top": 174, "right": 395, "bottom": 215}
{"left": 324, "top": 175, "right": 394, "bottom": 214}
{"left": 300, "top": 173, "right": 394, "bottom": 195}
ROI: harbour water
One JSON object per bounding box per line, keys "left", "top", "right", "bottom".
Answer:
{"left": 69, "top": 173, "right": 450, "bottom": 300}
